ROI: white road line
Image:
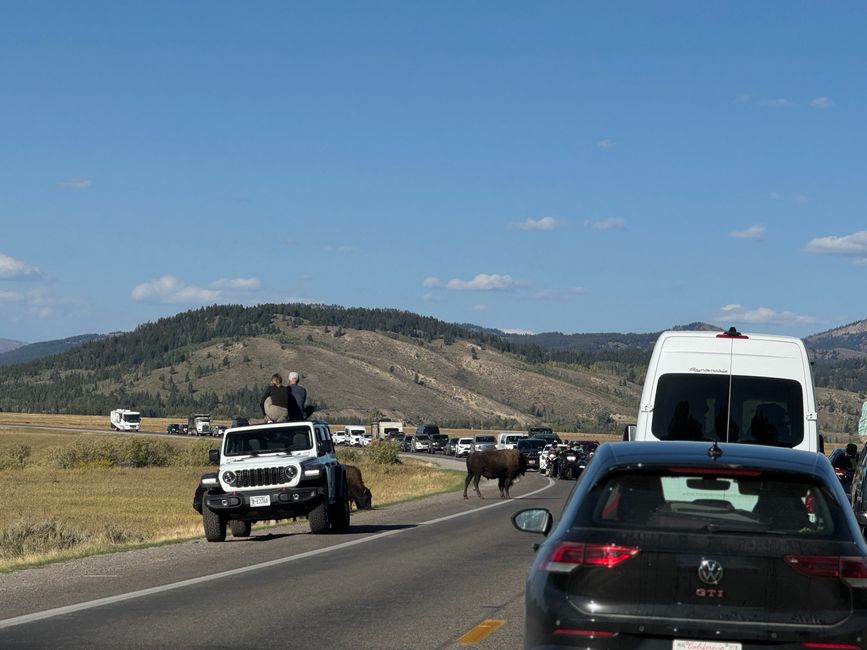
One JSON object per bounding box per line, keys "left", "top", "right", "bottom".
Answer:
{"left": 0, "top": 478, "right": 554, "bottom": 630}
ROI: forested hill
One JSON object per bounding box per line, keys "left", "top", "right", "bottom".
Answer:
{"left": 0, "top": 304, "right": 647, "bottom": 430}
{"left": 1, "top": 304, "right": 865, "bottom": 436}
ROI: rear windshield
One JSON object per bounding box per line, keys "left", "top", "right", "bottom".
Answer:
{"left": 571, "top": 468, "right": 850, "bottom": 540}
{"left": 517, "top": 439, "right": 546, "bottom": 450}
{"left": 652, "top": 373, "right": 804, "bottom": 447}
{"left": 475, "top": 436, "right": 495, "bottom": 443}
{"left": 224, "top": 426, "right": 313, "bottom": 456}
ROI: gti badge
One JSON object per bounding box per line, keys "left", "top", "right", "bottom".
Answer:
{"left": 698, "top": 559, "right": 724, "bottom": 586}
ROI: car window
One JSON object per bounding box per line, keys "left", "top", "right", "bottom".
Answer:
{"left": 573, "top": 469, "right": 848, "bottom": 539}
{"left": 652, "top": 373, "right": 805, "bottom": 447}
{"left": 224, "top": 426, "right": 313, "bottom": 456}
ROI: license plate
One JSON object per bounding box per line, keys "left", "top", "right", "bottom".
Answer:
{"left": 250, "top": 495, "right": 270, "bottom": 507}
{"left": 673, "top": 641, "right": 741, "bottom": 650}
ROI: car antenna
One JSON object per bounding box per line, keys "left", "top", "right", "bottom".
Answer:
{"left": 707, "top": 440, "right": 723, "bottom": 460}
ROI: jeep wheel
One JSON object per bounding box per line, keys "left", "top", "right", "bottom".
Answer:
{"left": 202, "top": 501, "right": 227, "bottom": 542}
{"left": 230, "top": 520, "right": 252, "bottom": 538}
{"left": 308, "top": 500, "right": 330, "bottom": 534}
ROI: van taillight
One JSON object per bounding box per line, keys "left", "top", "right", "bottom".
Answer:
{"left": 785, "top": 555, "right": 867, "bottom": 587}
{"left": 545, "top": 542, "right": 640, "bottom": 573}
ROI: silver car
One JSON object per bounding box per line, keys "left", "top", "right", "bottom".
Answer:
{"left": 472, "top": 434, "right": 496, "bottom": 452}
{"left": 455, "top": 437, "right": 474, "bottom": 458}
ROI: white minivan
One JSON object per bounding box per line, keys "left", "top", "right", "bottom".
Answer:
{"left": 627, "top": 327, "right": 822, "bottom": 452}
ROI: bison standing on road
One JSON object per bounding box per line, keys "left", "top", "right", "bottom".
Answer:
{"left": 344, "top": 464, "right": 373, "bottom": 510}
{"left": 464, "top": 449, "right": 528, "bottom": 499}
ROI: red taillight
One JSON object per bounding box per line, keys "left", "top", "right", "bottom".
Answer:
{"left": 803, "top": 643, "right": 862, "bottom": 649}
{"left": 546, "top": 542, "right": 640, "bottom": 573}
{"left": 834, "top": 467, "right": 847, "bottom": 478}
{"left": 785, "top": 555, "right": 867, "bottom": 587}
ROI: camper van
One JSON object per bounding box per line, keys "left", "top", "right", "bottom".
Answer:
{"left": 628, "top": 327, "right": 822, "bottom": 453}
{"left": 110, "top": 409, "right": 141, "bottom": 432}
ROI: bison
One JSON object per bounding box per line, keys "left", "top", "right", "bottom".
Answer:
{"left": 464, "top": 449, "right": 528, "bottom": 499}
{"left": 344, "top": 464, "right": 372, "bottom": 510}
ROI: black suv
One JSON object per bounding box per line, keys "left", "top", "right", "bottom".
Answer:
{"left": 429, "top": 433, "right": 449, "bottom": 454}
{"left": 231, "top": 417, "right": 250, "bottom": 428}
{"left": 415, "top": 424, "right": 440, "bottom": 436}
{"left": 166, "top": 423, "right": 182, "bottom": 435}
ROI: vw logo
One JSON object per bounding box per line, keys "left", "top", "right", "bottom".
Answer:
{"left": 698, "top": 559, "right": 724, "bottom": 585}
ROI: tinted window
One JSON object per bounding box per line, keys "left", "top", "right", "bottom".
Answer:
{"left": 652, "top": 373, "right": 804, "bottom": 447}
{"left": 517, "top": 439, "right": 546, "bottom": 450}
{"left": 572, "top": 469, "right": 849, "bottom": 539}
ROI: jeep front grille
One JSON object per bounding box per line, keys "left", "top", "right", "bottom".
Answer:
{"left": 236, "top": 466, "right": 289, "bottom": 488}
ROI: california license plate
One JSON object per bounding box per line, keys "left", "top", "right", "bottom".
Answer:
{"left": 250, "top": 495, "right": 270, "bottom": 507}
{"left": 673, "top": 642, "right": 741, "bottom": 650}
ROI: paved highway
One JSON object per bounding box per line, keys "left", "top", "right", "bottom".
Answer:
{"left": 0, "top": 461, "right": 573, "bottom": 649}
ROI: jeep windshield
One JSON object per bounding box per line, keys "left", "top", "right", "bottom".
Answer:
{"left": 651, "top": 373, "right": 805, "bottom": 447}
{"left": 224, "top": 425, "right": 313, "bottom": 456}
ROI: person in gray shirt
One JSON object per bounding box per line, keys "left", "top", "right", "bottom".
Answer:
{"left": 288, "top": 371, "right": 307, "bottom": 413}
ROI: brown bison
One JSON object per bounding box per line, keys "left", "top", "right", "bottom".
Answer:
{"left": 464, "top": 449, "right": 528, "bottom": 499}
{"left": 344, "top": 464, "right": 372, "bottom": 510}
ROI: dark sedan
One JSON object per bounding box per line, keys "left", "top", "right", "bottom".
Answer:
{"left": 515, "top": 437, "right": 546, "bottom": 471}
{"left": 513, "top": 440, "right": 867, "bottom": 649}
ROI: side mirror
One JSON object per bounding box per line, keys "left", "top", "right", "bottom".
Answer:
{"left": 511, "top": 508, "right": 553, "bottom": 536}
{"left": 208, "top": 449, "right": 220, "bottom": 465}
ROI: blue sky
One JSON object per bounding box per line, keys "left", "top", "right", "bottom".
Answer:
{"left": 2, "top": 2, "right": 866, "bottom": 342}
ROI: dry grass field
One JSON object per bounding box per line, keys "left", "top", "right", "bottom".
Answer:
{"left": 0, "top": 413, "right": 467, "bottom": 572}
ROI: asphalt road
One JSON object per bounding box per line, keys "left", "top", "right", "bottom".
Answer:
{"left": 0, "top": 460, "right": 574, "bottom": 650}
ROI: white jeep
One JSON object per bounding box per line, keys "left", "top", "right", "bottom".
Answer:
{"left": 193, "top": 420, "right": 350, "bottom": 542}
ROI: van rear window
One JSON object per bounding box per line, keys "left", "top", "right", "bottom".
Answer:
{"left": 651, "top": 374, "right": 804, "bottom": 447}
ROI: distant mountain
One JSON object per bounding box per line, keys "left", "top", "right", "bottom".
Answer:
{"left": 503, "top": 322, "right": 721, "bottom": 354}
{"left": 0, "top": 334, "right": 107, "bottom": 367}
{"left": 806, "top": 319, "right": 867, "bottom": 355}
{"left": 0, "top": 339, "right": 26, "bottom": 355}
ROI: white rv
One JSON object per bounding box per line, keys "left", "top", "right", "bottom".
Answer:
{"left": 110, "top": 409, "right": 141, "bottom": 432}
{"left": 628, "top": 328, "right": 822, "bottom": 453}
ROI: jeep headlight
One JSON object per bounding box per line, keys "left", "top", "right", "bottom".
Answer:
{"left": 222, "top": 470, "right": 237, "bottom": 486}
{"left": 283, "top": 466, "right": 298, "bottom": 481}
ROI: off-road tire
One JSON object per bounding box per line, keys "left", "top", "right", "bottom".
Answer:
{"left": 202, "top": 500, "right": 227, "bottom": 542}
{"left": 308, "top": 499, "right": 330, "bottom": 534}
{"left": 230, "top": 520, "right": 252, "bottom": 538}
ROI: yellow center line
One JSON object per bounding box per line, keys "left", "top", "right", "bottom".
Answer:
{"left": 457, "top": 619, "right": 507, "bottom": 645}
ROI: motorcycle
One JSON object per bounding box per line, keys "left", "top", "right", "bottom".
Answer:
{"left": 556, "top": 447, "right": 588, "bottom": 480}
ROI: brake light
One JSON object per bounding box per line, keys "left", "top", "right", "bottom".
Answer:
{"left": 802, "top": 643, "right": 862, "bottom": 649}
{"left": 717, "top": 327, "right": 748, "bottom": 339}
{"left": 785, "top": 555, "right": 867, "bottom": 587}
{"left": 545, "top": 542, "right": 640, "bottom": 573}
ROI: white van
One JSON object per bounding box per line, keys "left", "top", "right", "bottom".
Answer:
{"left": 497, "top": 432, "right": 528, "bottom": 449}
{"left": 628, "top": 328, "right": 822, "bottom": 452}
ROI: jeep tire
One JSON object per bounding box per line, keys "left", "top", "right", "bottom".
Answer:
{"left": 202, "top": 499, "right": 227, "bottom": 542}
{"left": 308, "top": 499, "right": 330, "bottom": 534}
{"left": 230, "top": 520, "right": 252, "bottom": 538}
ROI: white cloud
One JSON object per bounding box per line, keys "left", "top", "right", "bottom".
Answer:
{"left": 422, "top": 276, "right": 443, "bottom": 288}
{"left": 0, "top": 253, "right": 44, "bottom": 280}
{"left": 131, "top": 275, "right": 220, "bottom": 304}
{"left": 422, "top": 292, "right": 444, "bottom": 302}
{"left": 446, "top": 273, "right": 516, "bottom": 291}
{"left": 586, "top": 218, "right": 625, "bottom": 231}
{"left": 760, "top": 98, "right": 793, "bottom": 108}
{"left": 597, "top": 139, "right": 617, "bottom": 149}
{"left": 805, "top": 231, "right": 867, "bottom": 260}
{"left": 729, "top": 225, "right": 765, "bottom": 240}
{"left": 810, "top": 96, "right": 834, "bottom": 109}
{"left": 509, "top": 217, "right": 560, "bottom": 231}
{"left": 209, "top": 277, "right": 261, "bottom": 291}
{"left": 717, "top": 304, "right": 821, "bottom": 326}
{"left": 58, "top": 178, "right": 92, "bottom": 190}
